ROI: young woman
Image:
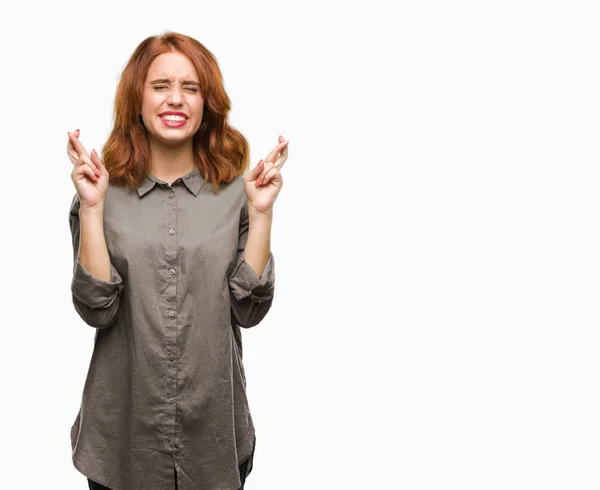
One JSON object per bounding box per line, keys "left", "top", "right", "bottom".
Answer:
{"left": 67, "top": 31, "right": 288, "bottom": 490}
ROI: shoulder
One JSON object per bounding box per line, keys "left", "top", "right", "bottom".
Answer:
{"left": 224, "top": 173, "right": 246, "bottom": 193}
{"left": 68, "top": 183, "right": 131, "bottom": 218}
{"left": 231, "top": 174, "right": 248, "bottom": 211}
{"left": 215, "top": 174, "right": 248, "bottom": 221}
{"left": 233, "top": 174, "right": 246, "bottom": 196}
{"left": 209, "top": 174, "right": 247, "bottom": 206}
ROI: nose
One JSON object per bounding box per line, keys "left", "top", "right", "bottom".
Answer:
{"left": 167, "top": 87, "right": 183, "bottom": 106}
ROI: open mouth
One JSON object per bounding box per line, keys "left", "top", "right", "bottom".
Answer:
{"left": 159, "top": 115, "right": 188, "bottom": 127}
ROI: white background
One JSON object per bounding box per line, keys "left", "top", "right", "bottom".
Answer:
{"left": 1, "top": 0, "right": 599, "bottom": 488}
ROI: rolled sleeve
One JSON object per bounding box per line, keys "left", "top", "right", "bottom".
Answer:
{"left": 71, "top": 258, "right": 124, "bottom": 309}
{"left": 228, "top": 252, "right": 275, "bottom": 303}
{"left": 227, "top": 200, "right": 276, "bottom": 328}
{"left": 69, "top": 192, "right": 124, "bottom": 328}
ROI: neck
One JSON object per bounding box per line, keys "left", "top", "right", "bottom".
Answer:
{"left": 148, "top": 139, "right": 195, "bottom": 183}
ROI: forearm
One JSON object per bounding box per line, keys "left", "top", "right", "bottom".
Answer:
{"left": 244, "top": 207, "right": 273, "bottom": 277}
{"left": 79, "top": 206, "right": 111, "bottom": 282}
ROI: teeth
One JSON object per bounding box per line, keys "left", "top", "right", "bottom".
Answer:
{"left": 162, "top": 115, "right": 186, "bottom": 122}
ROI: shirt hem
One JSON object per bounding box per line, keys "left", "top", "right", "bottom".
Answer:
{"left": 73, "top": 455, "right": 115, "bottom": 490}
{"left": 73, "top": 433, "right": 256, "bottom": 490}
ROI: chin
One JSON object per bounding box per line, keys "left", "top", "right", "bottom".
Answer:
{"left": 153, "top": 133, "right": 193, "bottom": 145}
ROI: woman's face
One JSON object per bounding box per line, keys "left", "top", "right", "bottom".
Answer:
{"left": 141, "top": 51, "right": 204, "bottom": 147}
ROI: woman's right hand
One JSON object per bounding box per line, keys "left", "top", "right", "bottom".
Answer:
{"left": 67, "top": 129, "right": 109, "bottom": 210}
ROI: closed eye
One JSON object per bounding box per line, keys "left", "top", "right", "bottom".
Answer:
{"left": 153, "top": 86, "right": 198, "bottom": 92}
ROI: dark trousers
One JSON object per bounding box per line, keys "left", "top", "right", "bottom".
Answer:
{"left": 88, "top": 456, "right": 252, "bottom": 490}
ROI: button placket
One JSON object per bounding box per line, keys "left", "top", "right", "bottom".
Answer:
{"left": 164, "top": 188, "right": 179, "bottom": 437}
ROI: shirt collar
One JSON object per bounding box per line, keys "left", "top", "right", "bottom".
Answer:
{"left": 137, "top": 165, "right": 206, "bottom": 197}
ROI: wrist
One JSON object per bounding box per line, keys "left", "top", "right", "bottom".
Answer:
{"left": 79, "top": 203, "right": 105, "bottom": 218}
{"left": 248, "top": 206, "right": 273, "bottom": 221}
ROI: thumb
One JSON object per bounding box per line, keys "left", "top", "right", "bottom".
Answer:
{"left": 246, "top": 160, "right": 264, "bottom": 182}
{"left": 91, "top": 149, "right": 108, "bottom": 175}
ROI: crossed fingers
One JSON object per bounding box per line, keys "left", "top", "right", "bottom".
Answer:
{"left": 255, "top": 136, "right": 289, "bottom": 186}
{"left": 67, "top": 130, "right": 103, "bottom": 181}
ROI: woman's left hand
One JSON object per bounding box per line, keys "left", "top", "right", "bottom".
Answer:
{"left": 244, "top": 135, "right": 289, "bottom": 215}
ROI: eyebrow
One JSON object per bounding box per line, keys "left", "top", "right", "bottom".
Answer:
{"left": 149, "top": 78, "right": 200, "bottom": 87}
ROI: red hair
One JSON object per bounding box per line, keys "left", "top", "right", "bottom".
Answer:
{"left": 101, "top": 31, "right": 250, "bottom": 194}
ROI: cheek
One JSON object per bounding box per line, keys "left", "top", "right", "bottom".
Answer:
{"left": 142, "top": 94, "right": 160, "bottom": 114}
{"left": 191, "top": 98, "right": 203, "bottom": 113}
{"left": 193, "top": 104, "right": 204, "bottom": 122}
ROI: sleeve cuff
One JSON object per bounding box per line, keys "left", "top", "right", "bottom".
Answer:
{"left": 71, "top": 258, "right": 124, "bottom": 309}
{"left": 228, "top": 252, "right": 275, "bottom": 303}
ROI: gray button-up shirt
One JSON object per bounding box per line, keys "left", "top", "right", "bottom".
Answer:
{"left": 68, "top": 164, "right": 275, "bottom": 490}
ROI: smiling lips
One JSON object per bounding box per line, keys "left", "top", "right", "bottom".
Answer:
{"left": 160, "top": 114, "right": 188, "bottom": 127}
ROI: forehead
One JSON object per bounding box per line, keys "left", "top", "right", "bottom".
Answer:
{"left": 146, "top": 51, "right": 199, "bottom": 81}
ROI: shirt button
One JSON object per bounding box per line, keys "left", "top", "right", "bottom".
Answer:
{"left": 169, "top": 268, "right": 176, "bottom": 275}
{"left": 168, "top": 311, "right": 175, "bottom": 317}
{"left": 168, "top": 397, "right": 174, "bottom": 404}
{"left": 169, "top": 229, "right": 175, "bottom": 235}
{"left": 168, "top": 353, "right": 175, "bottom": 360}
{"left": 169, "top": 194, "right": 174, "bottom": 199}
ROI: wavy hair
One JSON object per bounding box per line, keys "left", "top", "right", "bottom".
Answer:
{"left": 101, "top": 31, "right": 250, "bottom": 194}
